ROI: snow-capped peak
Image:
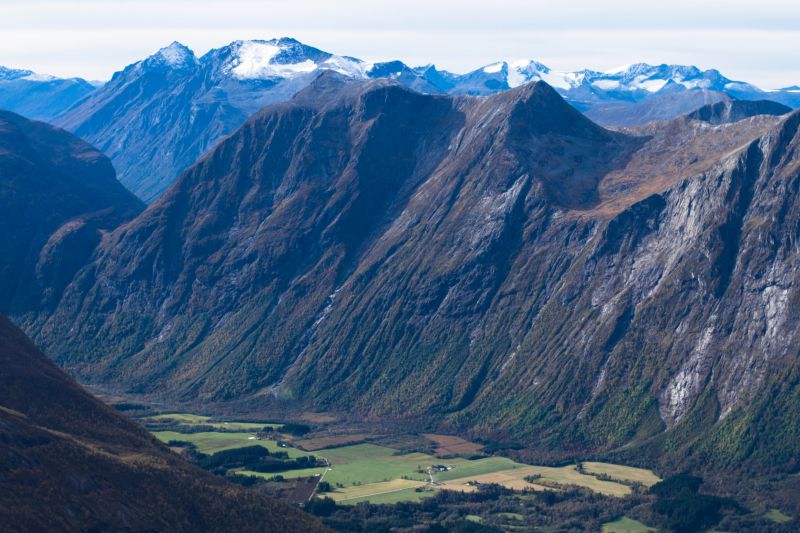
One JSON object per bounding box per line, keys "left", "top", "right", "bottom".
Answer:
{"left": 472, "top": 59, "right": 580, "bottom": 90}
{"left": 144, "top": 42, "right": 197, "bottom": 70}
{"left": 0, "top": 66, "right": 60, "bottom": 82}
{"left": 222, "top": 38, "right": 366, "bottom": 80}
{"left": 507, "top": 59, "right": 550, "bottom": 88}
{"left": 580, "top": 63, "right": 741, "bottom": 94}
{"left": 0, "top": 66, "right": 33, "bottom": 81}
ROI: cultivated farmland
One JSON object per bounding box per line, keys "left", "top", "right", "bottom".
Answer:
{"left": 146, "top": 412, "right": 661, "bottom": 505}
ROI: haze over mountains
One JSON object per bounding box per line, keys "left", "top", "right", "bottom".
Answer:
{"left": 2, "top": 37, "right": 797, "bottom": 201}
{"left": 3, "top": 68, "right": 795, "bottom": 480}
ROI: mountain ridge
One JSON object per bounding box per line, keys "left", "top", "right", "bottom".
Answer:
{"left": 0, "top": 37, "right": 784, "bottom": 201}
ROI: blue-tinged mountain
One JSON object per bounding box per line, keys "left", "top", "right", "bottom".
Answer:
{"left": 54, "top": 39, "right": 366, "bottom": 202}
{"left": 0, "top": 66, "right": 97, "bottom": 121}
{"left": 439, "top": 60, "right": 800, "bottom": 113}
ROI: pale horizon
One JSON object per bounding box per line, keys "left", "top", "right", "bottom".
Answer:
{"left": 2, "top": 0, "right": 799, "bottom": 89}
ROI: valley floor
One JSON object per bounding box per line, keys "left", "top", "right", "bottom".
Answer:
{"left": 135, "top": 409, "right": 798, "bottom": 532}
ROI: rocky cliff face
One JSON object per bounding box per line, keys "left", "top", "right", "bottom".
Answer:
{"left": 0, "top": 111, "right": 143, "bottom": 317}
{"left": 24, "top": 74, "right": 800, "bottom": 472}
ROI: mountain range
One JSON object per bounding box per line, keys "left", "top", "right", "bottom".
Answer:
{"left": 2, "top": 37, "right": 797, "bottom": 201}
{"left": 7, "top": 70, "right": 797, "bottom": 482}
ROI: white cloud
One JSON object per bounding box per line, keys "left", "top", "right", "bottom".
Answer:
{"left": 0, "top": 0, "right": 798, "bottom": 88}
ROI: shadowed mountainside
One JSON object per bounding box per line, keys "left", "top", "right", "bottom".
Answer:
{"left": 0, "top": 312, "right": 327, "bottom": 532}
{"left": 0, "top": 110, "right": 143, "bottom": 317}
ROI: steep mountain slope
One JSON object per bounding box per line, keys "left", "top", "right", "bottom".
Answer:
{"left": 25, "top": 74, "right": 799, "bottom": 472}
{"left": 45, "top": 38, "right": 797, "bottom": 201}
{"left": 55, "top": 39, "right": 364, "bottom": 201}
{"left": 0, "top": 66, "right": 96, "bottom": 121}
{"left": 0, "top": 312, "right": 325, "bottom": 532}
{"left": 0, "top": 110, "right": 143, "bottom": 318}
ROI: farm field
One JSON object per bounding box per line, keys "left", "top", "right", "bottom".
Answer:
{"left": 152, "top": 430, "right": 309, "bottom": 457}
{"left": 423, "top": 433, "right": 484, "bottom": 457}
{"left": 242, "top": 443, "right": 433, "bottom": 487}
{"left": 328, "top": 479, "right": 428, "bottom": 503}
{"left": 147, "top": 413, "right": 281, "bottom": 431}
{"left": 765, "top": 508, "right": 792, "bottom": 523}
{"left": 601, "top": 516, "right": 656, "bottom": 532}
{"left": 294, "top": 433, "right": 373, "bottom": 451}
{"left": 431, "top": 456, "right": 521, "bottom": 482}
{"left": 582, "top": 462, "right": 661, "bottom": 487}
{"left": 437, "top": 463, "right": 648, "bottom": 497}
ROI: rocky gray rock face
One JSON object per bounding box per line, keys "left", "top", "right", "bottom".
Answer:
{"left": 23, "top": 75, "right": 800, "bottom": 472}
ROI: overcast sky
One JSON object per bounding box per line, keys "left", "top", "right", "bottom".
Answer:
{"left": 1, "top": 0, "right": 798, "bottom": 88}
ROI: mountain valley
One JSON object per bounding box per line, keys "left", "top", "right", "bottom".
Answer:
{"left": 1, "top": 28, "right": 800, "bottom": 532}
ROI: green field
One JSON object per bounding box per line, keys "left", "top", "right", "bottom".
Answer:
{"left": 431, "top": 456, "right": 522, "bottom": 482}
{"left": 148, "top": 413, "right": 281, "bottom": 431}
{"left": 601, "top": 516, "right": 656, "bottom": 532}
{"left": 765, "top": 508, "right": 792, "bottom": 524}
{"left": 153, "top": 431, "right": 308, "bottom": 458}
{"left": 338, "top": 487, "right": 437, "bottom": 505}
{"left": 241, "top": 443, "right": 435, "bottom": 487}
{"left": 582, "top": 462, "right": 661, "bottom": 487}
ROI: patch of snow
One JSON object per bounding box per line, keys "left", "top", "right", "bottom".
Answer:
{"left": 539, "top": 71, "right": 573, "bottom": 90}
{"left": 320, "top": 56, "right": 367, "bottom": 78}
{"left": 482, "top": 62, "right": 504, "bottom": 74}
{"left": 231, "top": 41, "right": 282, "bottom": 79}
{"left": 604, "top": 63, "right": 634, "bottom": 74}
{"left": 592, "top": 79, "right": 620, "bottom": 90}
{"left": 158, "top": 42, "right": 194, "bottom": 67}
{"left": 21, "top": 72, "right": 58, "bottom": 82}
{"left": 678, "top": 78, "right": 712, "bottom": 90}
{"left": 639, "top": 78, "right": 668, "bottom": 92}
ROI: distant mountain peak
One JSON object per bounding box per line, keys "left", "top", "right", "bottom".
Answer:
{"left": 143, "top": 41, "right": 197, "bottom": 70}
{"left": 219, "top": 38, "right": 365, "bottom": 80}
{"left": 0, "top": 66, "right": 32, "bottom": 81}
{"left": 0, "top": 65, "right": 58, "bottom": 82}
